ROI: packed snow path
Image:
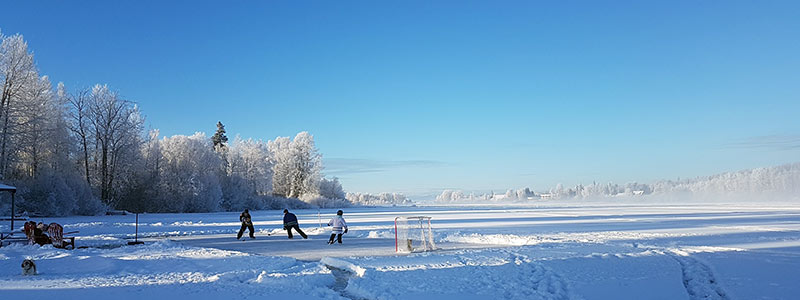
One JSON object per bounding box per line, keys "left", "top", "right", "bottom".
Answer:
{"left": 2, "top": 203, "right": 800, "bottom": 299}
{"left": 670, "top": 250, "right": 730, "bottom": 300}
{"left": 171, "top": 233, "right": 508, "bottom": 260}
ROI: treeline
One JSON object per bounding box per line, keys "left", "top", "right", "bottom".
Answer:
{"left": 0, "top": 30, "right": 346, "bottom": 216}
{"left": 346, "top": 192, "right": 412, "bottom": 206}
{"left": 437, "top": 162, "right": 800, "bottom": 203}
{"left": 123, "top": 130, "right": 347, "bottom": 213}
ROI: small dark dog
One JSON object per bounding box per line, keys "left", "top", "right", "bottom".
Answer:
{"left": 21, "top": 259, "right": 37, "bottom": 276}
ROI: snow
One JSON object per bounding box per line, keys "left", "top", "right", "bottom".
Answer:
{"left": 2, "top": 203, "right": 800, "bottom": 299}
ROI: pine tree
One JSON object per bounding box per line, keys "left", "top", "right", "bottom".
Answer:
{"left": 212, "top": 121, "right": 228, "bottom": 148}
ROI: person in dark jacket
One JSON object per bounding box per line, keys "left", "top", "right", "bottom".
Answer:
{"left": 283, "top": 209, "right": 308, "bottom": 239}
{"left": 237, "top": 209, "right": 255, "bottom": 239}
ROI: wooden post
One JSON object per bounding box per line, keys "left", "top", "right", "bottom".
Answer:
{"left": 10, "top": 191, "right": 14, "bottom": 231}
{"left": 127, "top": 213, "right": 144, "bottom": 245}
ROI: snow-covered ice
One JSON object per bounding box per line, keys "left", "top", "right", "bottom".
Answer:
{"left": 2, "top": 202, "right": 799, "bottom": 299}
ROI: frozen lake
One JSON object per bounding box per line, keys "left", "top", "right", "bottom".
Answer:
{"left": 2, "top": 202, "right": 799, "bottom": 299}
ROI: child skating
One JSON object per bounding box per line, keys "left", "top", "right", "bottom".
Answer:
{"left": 327, "top": 210, "right": 348, "bottom": 244}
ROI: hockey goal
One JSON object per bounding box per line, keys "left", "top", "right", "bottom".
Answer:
{"left": 394, "top": 216, "right": 436, "bottom": 253}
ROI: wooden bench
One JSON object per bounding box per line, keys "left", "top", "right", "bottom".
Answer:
{"left": 2, "top": 222, "right": 79, "bottom": 249}
{"left": 47, "top": 223, "right": 77, "bottom": 250}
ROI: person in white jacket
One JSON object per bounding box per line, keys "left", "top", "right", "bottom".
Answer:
{"left": 327, "top": 210, "right": 348, "bottom": 244}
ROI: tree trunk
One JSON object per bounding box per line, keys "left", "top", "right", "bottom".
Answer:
{"left": 30, "top": 122, "right": 37, "bottom": 178}
{"left": 0, "top": 99, "right": 11, "bottom": 178}
{"left": 82, "top": 133, "right": 90, "bottom": 184}
{"left": 101, "top": 144, "right": 109, "bottom": 201}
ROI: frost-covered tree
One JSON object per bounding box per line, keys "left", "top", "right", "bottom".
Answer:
{"left": 15, "top": 75, "right": 56, "bottom": 177}
{"left": 437, "top": 188, "right": 532, "bottom": 203}
{"left": 0, "top": 32, "right": 37, "bottom": 178}
{"left": 436, "top": 190, "right": 467, "bottom": 203}
{"left": 269, "top": 132, "right": 322, "bottom": 200}
{"left": 64, "top": 85, "right": 92, "bottom": 184}
{"left": 219, "top": 136, "right": 274, "bottom": 210}
{"left": 0, "top": 31, "right": 104, "bottom": 216}
{"left": 142, "top": 130, "right": 162, "bottom": 180}
{"left": 228, "top": 137, "right": 273, "bottom": 195}
{"left": 268, "top": 136, "right": 292, "bottom": 197}
{"left": 289, "top": 132, "right": 322, "bottom": 198}
{"left": 319, "top": 177, "right": 345, "bottom": 200}
{"left": 11, "top": 76, "right": 103, "bottom": 216}
{"left": 0, "top": 29, "right": 353, "bottom": 215}
{"left": 87, "top": 84, "right": 143, "bottom": 205}
{"left": 115, "top": 129, "right": 162, "bottom": 213}
{"left": 347, "top": 192, "right": 410, "bottom": 206}
{"left": 156, "top": 133, "right": 222, "bottom": 212}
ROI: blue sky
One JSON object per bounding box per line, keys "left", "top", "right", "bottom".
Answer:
{"left": 3, "top": 1, "right": 799, "bottom": 198}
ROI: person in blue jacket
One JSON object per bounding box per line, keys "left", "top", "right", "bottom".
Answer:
{"left": 283, "top": 209, "right": 308, "bottom": 239}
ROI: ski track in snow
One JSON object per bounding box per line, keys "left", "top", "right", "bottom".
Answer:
{"left": 669, "top": 250, "right": 731, "bottom": 300}
{"left": 340, "top": 249, "right": 578, "bottom": 300}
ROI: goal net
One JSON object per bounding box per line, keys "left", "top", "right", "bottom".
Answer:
{"left": 394, "top": 216, "right": 436, "bottom": 253}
